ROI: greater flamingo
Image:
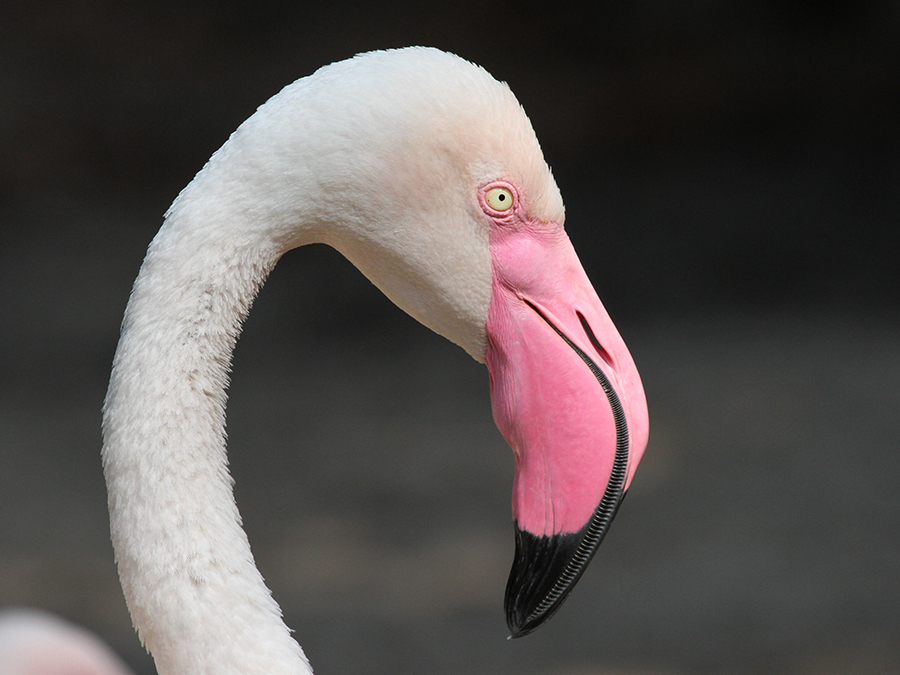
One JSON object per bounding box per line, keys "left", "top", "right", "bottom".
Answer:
{"left": 0, "top": 610, "right": 135, "bottom": 675}
{"left": 101, "top": 47, "right": 649, "bottom": 674}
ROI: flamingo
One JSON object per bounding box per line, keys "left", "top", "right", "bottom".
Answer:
{"left": 101, "top": 47, "right": 649, "bottom": 675}
{"left": 0, "top": 609, "right": 135, "bottom": 675}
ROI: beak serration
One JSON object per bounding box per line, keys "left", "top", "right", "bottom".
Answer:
{"left": 504, "top": 304, "right": 631, "bottom": 637}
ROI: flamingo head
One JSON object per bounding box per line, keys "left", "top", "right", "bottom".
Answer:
{"left": 339, "top": 50, "right": 651, "bottom": 637}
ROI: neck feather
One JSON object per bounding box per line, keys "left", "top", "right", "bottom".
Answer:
{"left": 101, "top": 203, "right": 311, "bottom": 675}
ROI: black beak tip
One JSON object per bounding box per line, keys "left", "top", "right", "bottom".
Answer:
{"left": 503, "top": 526, "right": 582, "bottom": 637}
{"left": 503, "top": 490, "right": 629, "bottom": 638}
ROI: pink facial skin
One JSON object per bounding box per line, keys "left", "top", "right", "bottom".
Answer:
{"left": 483, "top": 181, "right": 649, "bottom": 538}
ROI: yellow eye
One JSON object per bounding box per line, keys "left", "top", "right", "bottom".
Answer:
{"left": 485, "top": 186, "right": 514, "bottom": 211}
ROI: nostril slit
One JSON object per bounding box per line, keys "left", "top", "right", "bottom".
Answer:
{"left": 577, "top": 312, "right": 614, "bottom": 369}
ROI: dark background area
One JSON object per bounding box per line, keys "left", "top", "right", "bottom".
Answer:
{"left": 1, "top": 2, "right": 898, "bottom": 674}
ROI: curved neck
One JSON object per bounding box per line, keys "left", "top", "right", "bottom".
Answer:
{"left": 101, "top": 205, "right": 311, "bottom": 675}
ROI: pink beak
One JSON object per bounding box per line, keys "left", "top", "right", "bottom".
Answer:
{"left": 485, "top": 218, "right": 649, "bottom": 637}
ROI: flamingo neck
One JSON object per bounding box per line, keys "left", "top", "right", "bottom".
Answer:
{"left": 101, "top": 205, "right": 311, "bottom": 675}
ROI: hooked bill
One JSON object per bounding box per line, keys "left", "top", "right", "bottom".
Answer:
{"left": 485, "top": 220, "right": 649, "bottom": 637}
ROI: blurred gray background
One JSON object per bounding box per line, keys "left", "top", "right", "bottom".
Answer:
{"left": 1, "top": 1, "right": 898, "bottom": 674}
